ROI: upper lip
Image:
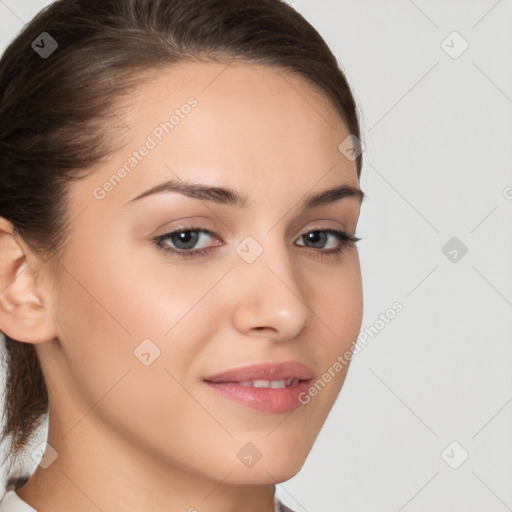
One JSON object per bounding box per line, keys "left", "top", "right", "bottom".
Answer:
{"left": 203, "top": 361, "right": 314, "bottom": 383}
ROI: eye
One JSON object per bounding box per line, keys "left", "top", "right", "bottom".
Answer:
{"left": 296, "top": 229, "right": 361, "bottom": 260}
{"left": 153, "top": 226, "right": 361, "bottom": 260}
{"left": 153, "top": 227, "right": 219, "bottom": 259}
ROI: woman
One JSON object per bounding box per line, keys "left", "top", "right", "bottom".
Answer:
{"left": 0, "top": 0, "right": 365, "bottom": 510}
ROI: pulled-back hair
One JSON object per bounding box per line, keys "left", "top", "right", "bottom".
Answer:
{"left": 0, "top": 0, "right": 363, "bottom": 483}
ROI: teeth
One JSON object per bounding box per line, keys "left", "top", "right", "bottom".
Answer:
{"left": 238, "top": 379, "right": 299, "bottom": 388}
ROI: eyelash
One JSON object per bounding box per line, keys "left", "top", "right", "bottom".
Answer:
{"left": 153, "top": 226, "right": 362, "bottom": 261}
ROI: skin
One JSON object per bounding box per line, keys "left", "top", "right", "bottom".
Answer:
{"left": 0, "top": 61, "right": 364, "bottom": 512}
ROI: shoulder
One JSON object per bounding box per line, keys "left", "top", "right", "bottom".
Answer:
{"left": 0, "top": 490, "right": 35, "bottom": 511}
{"left": 0, "top": 476, "right": 36, "bottom": 512}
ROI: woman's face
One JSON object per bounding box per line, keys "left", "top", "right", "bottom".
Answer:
{"left": 38, "top": 61, "right": 364, "bottom": 486}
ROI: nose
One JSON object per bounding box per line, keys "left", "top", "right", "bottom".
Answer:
{"left": 229, "top": 237, "right": 313, "bottom": 342}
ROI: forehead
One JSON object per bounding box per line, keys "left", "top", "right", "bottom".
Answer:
{"left": 77, "top": 61, "right": 359, "bottom": 210}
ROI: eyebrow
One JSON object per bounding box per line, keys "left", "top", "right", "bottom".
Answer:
{"left": 125, "top": 178, "right": 365, "bottom": 209}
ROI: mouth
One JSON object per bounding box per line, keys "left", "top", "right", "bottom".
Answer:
{"left": 202, "top": 361, "right": 314, "bottom": 414}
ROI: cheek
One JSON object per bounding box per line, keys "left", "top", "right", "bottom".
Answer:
{"left": 51, "top": 244, "right": 225, "bottom": 459}
{"left": 53, "top": 235, "right": 229, "bottom": 395}
{"left": 290, "top": 252, "right": 362, "bottom": 414}
{"left": 310, "top": 251, "right": 363, "bottom": 353}
{"left": 58, "top": 226, "right": 201, "bottom": 337}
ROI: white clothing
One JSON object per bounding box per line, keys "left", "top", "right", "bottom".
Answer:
{"left": 0, "top": 491, "right": 36, "bottom": 512}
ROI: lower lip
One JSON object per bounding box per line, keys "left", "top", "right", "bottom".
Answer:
{"left": 202, "top": 380, "right": 312, "bottom": 414}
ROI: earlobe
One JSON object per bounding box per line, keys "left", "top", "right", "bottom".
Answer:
{"left": 0, "top": 217, "right": 57, "bottom": 344}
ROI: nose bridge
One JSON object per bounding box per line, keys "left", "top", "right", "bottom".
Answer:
{"left": 230, "top": 231, "right": 312, "bottom": 339}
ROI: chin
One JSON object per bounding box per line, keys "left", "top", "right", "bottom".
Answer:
{"left": 224, "top": 449, "right": 310, "bottom": 486}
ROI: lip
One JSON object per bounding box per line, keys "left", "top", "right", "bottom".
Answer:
{"left": 203, "top": 361, "right": 314, "bottom": 383}
{"left": 202, "top": 361, "right": 314, "bottom": 414}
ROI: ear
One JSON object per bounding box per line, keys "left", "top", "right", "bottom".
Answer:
{"left": 0, "top": 217, "right": 57, "bottom": 344}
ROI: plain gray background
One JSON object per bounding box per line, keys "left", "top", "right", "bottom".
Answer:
{"left": 1, "top": 1, "right": 511, "bottom": 511}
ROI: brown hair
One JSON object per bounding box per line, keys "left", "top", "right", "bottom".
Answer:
{"left": 0, "top": 0, "right": 363, "bottom": 483}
